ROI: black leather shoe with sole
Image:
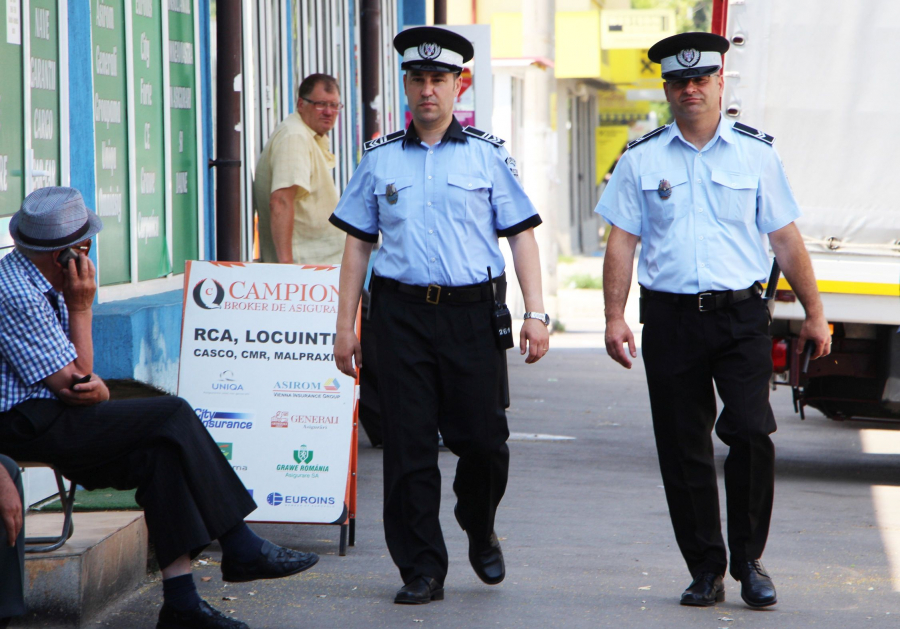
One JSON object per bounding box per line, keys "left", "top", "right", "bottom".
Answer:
{"left": 156, "top": 600, "right": 249, "bottom": 629}
{"left": 455, "top": 505, "right": 505, "bottom": 585}
{"left": 394, "top": 576, "right": 444, "bottom": 604}
{"left": 221, "top": 540, "right": 318, "bottom": 583}
{"left": 734, "top": 560, "right": 777, "bottom": 608}
{"left": 680, "top": 572, "right": 725, "bottom": 606}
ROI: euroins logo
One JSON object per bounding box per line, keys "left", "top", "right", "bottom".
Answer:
{"left": 193, "top": 278, "right": 225, "bottom": 309}
{"left": 271, "top": 411, "right": 289, "bottom": 428}
{"left": 266, "top": 492, "right": 335, "bottom": 507}
{"left": 194, "top": 408, "right": 254, "bottom": 429}
{"left": 217, "top": 442, "right": 233, "bottom": 460}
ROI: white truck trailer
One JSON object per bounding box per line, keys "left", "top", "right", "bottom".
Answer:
{"left": 714, "top": 0, "right": 900, "bottom": 420}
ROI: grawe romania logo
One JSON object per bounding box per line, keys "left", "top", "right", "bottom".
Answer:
{"left": 275, "top": 445, "right": 329, "bottom": 473}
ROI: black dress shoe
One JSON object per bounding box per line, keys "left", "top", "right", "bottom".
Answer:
{"left": 221, "top": 540, "right": 319, "bottom": 583}
{"left": 455, "top": 505, "right": 505, "bottom": 585}
{"left": 734, "top": 560, "right": 777, "bottom": 608}
{"left": 680, "top": 572, "right": 725, "bottom": 606}
{"left": 394, "top": 576, "right": 445, "bottom": 604}
{"left": 157, "top": 600, "right": 249, "bottom": 629}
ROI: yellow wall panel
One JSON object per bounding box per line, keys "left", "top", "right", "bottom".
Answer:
{"left": 491, "top": 12, "right": 523, "bottom": 58}
{"left": 555, "top": 11, "right": 601, "bottom": 78}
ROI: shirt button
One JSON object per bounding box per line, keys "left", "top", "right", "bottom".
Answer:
{"left": 428, "top": 229, "right": 434, "bottom": 234}
{"left": 429, "top": 150, "right": 434, "bottom": 155}
{"left": 696, "top": 179, "right": 702, "bottom": 183}
{"left": 700, "top": 263, "right": 706, "bottom": 268}
{"left": 430, "top": 257, "right": 436, "bottom": 263}
{"left": 467, "top": 183, "right": 472, "bottom": 188}
{"left": 699, "top": 235, "right": 704, "bottom": 240}
{"left": 428, "top": 175, "right": 432, "bottom": 180}
{"left": 427, "top": 201, "right": 432, "bottom": 207}
{"left": 698, "top": 208, "right": 704, "bottom": 213}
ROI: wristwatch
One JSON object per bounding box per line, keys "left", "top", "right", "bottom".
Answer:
{"left": 524, "top": 312, "right": 550, "bottom": 326}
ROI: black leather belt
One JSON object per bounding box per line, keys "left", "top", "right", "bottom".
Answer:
{"left": 641, "top": 283, "right": 762, "bottom": 313}
{"left": 373, "top": 275, "right": 500, "bottom": 305}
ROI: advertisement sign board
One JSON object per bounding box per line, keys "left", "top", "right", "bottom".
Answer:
{"left": 177, "top": 261, "right": 356, "bottom": 526}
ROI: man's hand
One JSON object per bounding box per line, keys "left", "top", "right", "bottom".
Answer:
{"left": 605, "top": 317, "right": 637, "bottom": 369}
{"left": 798, "top": 314, "right": 831, "bottom": 360}
{"left": 334, "top": 330, "right": 362, "bottom": 378}
{"left": 0, "top": 466, "right": 22, "bottom": 547}
{"left": 520, "top": 319, "right": 549, "bottom": 364}
{"left": 61, "top": 252, "right": 97, "bottom": 312}
{"left": 58, "top": 375, "right": 110, "bottom": 406}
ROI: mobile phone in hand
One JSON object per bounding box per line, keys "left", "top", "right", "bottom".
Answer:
{"left": 73, "top": 374, "right": 91, "bottom": 385}
{"left": 57, "top": 248, "right": 78, "bottom": 267}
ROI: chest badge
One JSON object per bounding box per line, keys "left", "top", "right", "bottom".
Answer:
{"left": 385, "top": 183, "right": 398, "bottom": 205}
{"left": 657, "top": 179, "right": 672, "bottom": 200}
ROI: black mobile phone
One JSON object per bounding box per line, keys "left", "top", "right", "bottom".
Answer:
{"left": 73, "top": 374, "right": 91, "bottom": 385}
{"left": 57, "top": 247, "right": 78, "bottom": 267}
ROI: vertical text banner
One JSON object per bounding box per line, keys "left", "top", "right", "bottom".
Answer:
{"left": 133, "top": 0, "right": 169, "bottom": 280}
{"left": 0, "top": 0, "right": 23, "bottom": 217}
{"left": 29, "top": 0, "right": 59, "bottom": 191}
{"left": 93, "top": 0, "right": 130, "bottom": 285}
{"left": 178, "top": 262, "right": 353, "bottom": 525}
{"left": 168, "top": 0, "right": 198, "bottom": 272}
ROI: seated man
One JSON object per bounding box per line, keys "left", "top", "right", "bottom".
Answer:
{"left": 0, "top": 187, "right": 317, "bottom": 629}
{"left": 0, "top": 456, "right": 24, "bottom": 629}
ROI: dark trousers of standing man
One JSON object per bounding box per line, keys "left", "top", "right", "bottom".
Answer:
{"left": 371, "top": 276, "right": 510, "bottom": 585}
{"left": 0, "top": 455, "right": 25, "bottom": 625}
{"left": 641, "top": 290, "right": 776, "bottom": 580}
{"left": 0, "top": 396, "right": 256, "bottom": 569}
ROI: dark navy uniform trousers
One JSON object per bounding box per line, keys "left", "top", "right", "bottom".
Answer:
{"left": 641, "top": 292, "right": 776, "bottom": 580}
{"left": 0, "top": 455, "right": 24, "bottom": 622}
{"left": 371, "top": 279, "right": 510, "bottom": 585}
{"left": 0, "top": 397, "right": 256, "bottom": 570}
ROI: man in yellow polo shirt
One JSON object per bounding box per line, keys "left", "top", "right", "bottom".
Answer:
{"left": 254, "top": 74, "right": 345, "bottom": 264}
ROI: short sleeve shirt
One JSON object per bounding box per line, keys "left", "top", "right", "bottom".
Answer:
{"left": 329, "top": 118, "right": 541, "bottom": 286}
{"left": 0, "top": 250, "right": 77, "bottom": 412}
{"left": 253, "top": 113, "right": 345, "bottom": 264}
{"left": 596, "top": 117, "right": 801, "bottom": 293}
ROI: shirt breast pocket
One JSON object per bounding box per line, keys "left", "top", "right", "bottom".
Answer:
{"left": 710, "top": 170, "right": 759, "bottom": 225}
{"left": 640, "top": 169, "right": 689, "bottom": 223}
{"left": 447, "top": 173, "right": 492, "bottom": 223}
{"left": 374, "top": 176, "right": 415, "bottom": 224}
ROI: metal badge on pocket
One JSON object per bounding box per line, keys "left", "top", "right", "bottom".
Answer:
{"left": 657, "top": 179, "right": 672, "bottom": 200}
{"left": 386, "top": 183, "right": 398, "bottom": 205}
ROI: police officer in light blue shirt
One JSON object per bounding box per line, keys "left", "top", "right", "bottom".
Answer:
{"left": 329, "top": 26, "right": 550, "bottom": 606}
{"left": 598, "top": 32, "right": 831, "bottom": 611}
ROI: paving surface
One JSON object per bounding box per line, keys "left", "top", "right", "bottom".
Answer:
{"left": 89, "top": 344, "right": 900, "bottom": 628}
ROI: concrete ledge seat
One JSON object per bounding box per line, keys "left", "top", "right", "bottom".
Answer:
{"left": 13, "top": 512, "right": 148, "bottom": 628}
{"left": 93, "top": 289, "right": 183, "bottom": 394}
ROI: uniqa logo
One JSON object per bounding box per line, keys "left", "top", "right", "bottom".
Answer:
{"left": 211, "top": 382, "right": 244, "bottom": 391}
{"left": 294, "top": 446, "right": 313, "bottom": 464}
{"left": 192, "top": 278, "right": 225, "bottom": 309}
{"left": 267, "top": 492, "right": 283, "bottom": 506}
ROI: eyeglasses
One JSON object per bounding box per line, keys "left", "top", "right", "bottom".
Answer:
{"left": 301, "top": 97, "right": 344, "bottom": 111}
{"left": 71, "top": 240, "right": 92, "bottom": 255}
{"left": 667, "top": 75, "right": 714, "bottom": 90}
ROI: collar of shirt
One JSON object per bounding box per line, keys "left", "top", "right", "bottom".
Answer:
{"left": 294, "top": 112, "right": 336, "bottom": 167}
{"left": 402, "top": 115, "right": 467, "bottom": 149}
{"left": 663, "top": 115, "right": 736, "bottom": 151}
{"left": 9, "top": 249, "right": 55, "bottom": 296}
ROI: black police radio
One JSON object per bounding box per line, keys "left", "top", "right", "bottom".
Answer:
{"left": 488, "top": 268, "right": 514, "bottom": 350}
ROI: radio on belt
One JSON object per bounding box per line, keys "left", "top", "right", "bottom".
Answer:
{"left": 488, "top": 267, "right": 514, "bottom": 350}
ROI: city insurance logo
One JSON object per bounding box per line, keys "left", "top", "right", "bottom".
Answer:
{"left": 193, "top": 278, "right": 225, "bottom": 309}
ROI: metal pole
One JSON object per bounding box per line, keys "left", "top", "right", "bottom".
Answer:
{"left": 361, "top": 0, "right": 381, "bottom": 140}
{"left": 214, "top": 0, "right": 243, "bottom": 261}
{"left": 434, "top": 0, "right": 447, "bottom": 25}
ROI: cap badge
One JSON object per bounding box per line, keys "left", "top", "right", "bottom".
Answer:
{"left": 385, "top": 183, "right": 399, "bottom": 205}
{"left": 657, "top": 179, "right": 672, "bottom": 200}
{"left": 418, "top": 42, "right": 442, "bottom": 60}
{"left": 676, "top": 48, "right": 701, "bottom": 68}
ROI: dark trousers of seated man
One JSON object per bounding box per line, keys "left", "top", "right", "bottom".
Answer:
{"left": 0, "top": 396, "right": 256, "bottom": 570}
{"left": 0, "top": 455, "right": 25, "bottom": 625}
{"left": 372, "top": 281, "right": 510, "bottom": 585}
{"left": 641, "top": 293, "right": 776, "bottom": 580}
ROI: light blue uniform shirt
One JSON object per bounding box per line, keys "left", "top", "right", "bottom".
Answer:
{"left": 596, "top": 117, "right": 801, "bottom": 293}
{"left": 330, "top": 119, "right": 541, "bottom": 287}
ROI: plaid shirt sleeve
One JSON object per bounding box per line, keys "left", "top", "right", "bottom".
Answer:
{"left": 0, "top": 291, "right": 77, "bottom": 386}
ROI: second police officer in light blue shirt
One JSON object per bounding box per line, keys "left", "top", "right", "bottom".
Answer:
{"left": 598, "top": 32, "right": 831, "bottom": 611}
{"left": 329, "top": 26, "right": 550, "bottom": 606}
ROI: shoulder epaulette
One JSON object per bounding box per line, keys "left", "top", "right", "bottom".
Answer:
{"left": 364, "top": 130, "right": 405, "bottom": 152}
{"left": 462, "top": 126, "right": 506, "bottom": 147}
{"left": 733, "top": 122, "right": 774, "bottom": 145}
{"left": 626, "top": 125, "right": 667, "bottom": 150}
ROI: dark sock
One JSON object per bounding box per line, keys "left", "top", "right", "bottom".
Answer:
{"left": 162, "top": 574, "right": 201, "bottom": 612}
{"left": 219, "top": 522, "right": 265, "bottom": 563}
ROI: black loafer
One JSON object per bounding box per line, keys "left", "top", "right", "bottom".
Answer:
{"left": 394, "top": 576, "right": 444, "bottom": 604}
{"left": 455, "top": 505, "right": 505, "bottom": 585}
{"left": 680, "top": 572, "right": 725, "bottom": 606}
{"left": 734, "top": 560, "right": 777, "bottom": 608}
{"left": 221, "top": 539, "right": 319, "bottom": 583}
{"left": 157, "top": 600, "right": 249, "bottom": 629}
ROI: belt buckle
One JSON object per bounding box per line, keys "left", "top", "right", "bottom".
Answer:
{"left": 426, "top": 284, "right": 441, "bottom": 305}
{"left": 698, "top": 292, "right": 714, "bottom": 312}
